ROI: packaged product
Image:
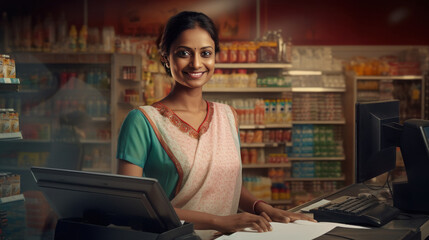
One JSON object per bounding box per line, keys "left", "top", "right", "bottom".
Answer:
{"left": 258, "top": 41, "right": 277, "bottom": 63}
{"left": 9, "top": 174, "right": 20, "bottom": 195}
{"left": 253, "top": 130, "right": 263, "bottom": 143}
{"left": 0, "top": 110, "right": 11, "bottom": 133}
{"left": 11, "top": 112, "right": 19, "bottom": 132}
{"left": 247, "top": 42, "right": 258, "bottom": 63}
{"left": 228, "top": 43, "right": 238, "bottom": 63}
{"left": 237, "top": 42, "right": 247, "bottom": 63}
{"left": 250, "top": 148, "right": 257, "bottom": 164}
{"left": 0, "top": 173, "right": 12, "bottom": 197}
{"left": 218, "top": 43, "right": 229, "bottom": 63}
{"left": 245, "top": 130, "right": 254, "bottom": 143}
{"left": 241, "top": 149, "right": 249, "bottom": 164}
{"left": 2, "top": 55, "right": 15, "bottom": 78}
{"left": 239, "top": 130, "right": 246, "bottom": 143}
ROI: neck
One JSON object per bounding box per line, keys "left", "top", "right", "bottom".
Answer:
{"left": 162, "top": 83, "right": 205, "bottom": 111}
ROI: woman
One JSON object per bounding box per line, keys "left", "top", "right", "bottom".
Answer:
{"left": 117, "top": 11, "right": 315, "bottom": 238}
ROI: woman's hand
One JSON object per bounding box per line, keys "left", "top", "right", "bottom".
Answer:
{"left": 254, "top": 201, "right": 317, "bottom": 223}
{"left": 212, "top": 212, "right": 272, "bottom": 234}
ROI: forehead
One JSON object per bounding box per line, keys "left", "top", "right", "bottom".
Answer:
{"left": 170, "top": 27, "right": 215, "bottom": 50}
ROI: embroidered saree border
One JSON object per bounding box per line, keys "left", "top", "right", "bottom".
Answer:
{"left": 137, "top": 107, "right": 184, "bottom": 196}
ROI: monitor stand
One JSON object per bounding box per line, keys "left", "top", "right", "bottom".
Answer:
{"left": 393, "top": 181, "right": 429, "bottom": 214}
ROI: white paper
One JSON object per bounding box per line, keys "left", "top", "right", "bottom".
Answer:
{"left": 216, "top": 220, "right": 368, "bottom": 240}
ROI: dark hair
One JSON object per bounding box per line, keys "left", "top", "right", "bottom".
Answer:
{"left": 158, "top": 11, "right": 219, "bottom": 76}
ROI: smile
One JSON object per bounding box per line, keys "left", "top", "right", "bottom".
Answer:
{"left": 185, "top": 71, "right": 206, "bottom": 79}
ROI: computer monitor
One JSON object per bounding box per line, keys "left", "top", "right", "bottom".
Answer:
{"left": 355, "top": 100, "right": 429, "bottom": 213}
{"left": 355, "top": 100, "right": 400, "bottom": 183}
{"left": 31, "top": 166, "right": 182, "bottom": 233}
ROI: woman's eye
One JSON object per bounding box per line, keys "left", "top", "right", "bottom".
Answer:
{"left": 177, "top": 50, "right": 191, "bottom": 57}
{"left": 201, "top": 51, "right": 212, "bottom": 58}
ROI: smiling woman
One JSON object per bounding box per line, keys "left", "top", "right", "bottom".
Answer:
{"left": 116, "top": 11, "right": 315, "bottom": 240}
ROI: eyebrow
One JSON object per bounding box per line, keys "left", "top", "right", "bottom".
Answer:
{"left": 175, "top": 46, "right": 214, "bottom": 51}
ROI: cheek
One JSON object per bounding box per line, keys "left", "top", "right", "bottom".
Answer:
{"left": 205, "top": 58, "right": 215, "bottom": 71}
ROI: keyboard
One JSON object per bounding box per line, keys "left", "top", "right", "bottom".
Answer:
{"left": 309, "top": 195, "right": 401, "bottom": 227}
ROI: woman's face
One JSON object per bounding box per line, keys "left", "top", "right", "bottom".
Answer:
{"left": 167, "top": 27, "right": 215, "bottom": 89}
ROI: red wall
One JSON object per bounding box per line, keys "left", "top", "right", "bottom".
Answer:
{"left": 5, "top": 0, "right": 429, "bottom": 45}
{"left": 260, "top": 0, "right": 429, "bottom": 45}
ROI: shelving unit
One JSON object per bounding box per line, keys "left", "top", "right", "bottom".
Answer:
{"left": 204, "top": 62, "right": 350, "bottom": 208}
{"left": 203, "top": 87, "right": 291, "bottom": 93}
{"left": 111, "top": 54, "right": 142, "bottom": 173}
{"left": 1, "top": 76, "right": 23, "bottom": 141}
{"left": 283, "top": 176, "right": 345, "bottom": 181}
{"left": 0, "top": 52, "right": 142, "bottom": 177}
{"left": 344, "top": 73, "right": 426, "bottom": 183}
{"left": 243, "top": 163, "right": 292, "bottom": 169}
{"left": 0, "top": 132, "right": 23, "bottom": 141}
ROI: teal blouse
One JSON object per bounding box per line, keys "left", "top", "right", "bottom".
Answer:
{"left": 116, "top": 109, "right": 179, "bottom": 199}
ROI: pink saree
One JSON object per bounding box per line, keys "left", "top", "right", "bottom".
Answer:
{"left": 138, "top": 101, "right": 242, "bottom": 218}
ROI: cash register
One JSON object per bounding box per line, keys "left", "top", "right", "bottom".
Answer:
{"left": 31, "top": 166, "right": 200, "bottom": 240}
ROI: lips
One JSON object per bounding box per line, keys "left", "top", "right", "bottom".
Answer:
{"left": 185, "top": 71, "right": 206, "bottom": 79}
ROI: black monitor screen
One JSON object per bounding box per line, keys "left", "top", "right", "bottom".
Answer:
{"left": 355, "top": 100, "right": 400, "bottom": 183}
{"left": 31, "top": 167, "right": 182, "bottom": 233}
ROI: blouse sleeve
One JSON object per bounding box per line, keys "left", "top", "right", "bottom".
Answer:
{"left": 116, "top": 109, "right": 151, "bottom": 168}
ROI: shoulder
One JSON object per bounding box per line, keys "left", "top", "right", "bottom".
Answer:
{"left": 123, "top": 107, "right": 155, "bottom": 127}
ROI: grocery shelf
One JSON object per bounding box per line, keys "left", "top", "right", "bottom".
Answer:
{"left": 0, "top": 78, "right": 20, "bottom": 84}
{"left": 355, "top": 75, "right": 423, "bottom": 80}
{"left": 215, "top": 63, "right": 292, "bottom": 69}
{"left": 0, "top": 78, "right": 20, "bottom": 91}
{"left": 0, "top": 194, "right": 25, "bottom": 204}
{"left": 242, "top": 163, "right": 292, "bottom": 168}
{"left": 288, "top": 156, "right": 345, "bottom": 161}
{"left": 284, "top": 176, "right": 345, "bottom": 181}
{"left": 292, "top": 87, "right": 346, "bottom": 93}
{"left": 240, "top": 123, "right": 293, "bottom": 129}
{"left": 283, "top": 70, "right": 343, "bottom": 76}
{"left": 241, "top": 142, "right": 292, "bottom": 148}
{"left": 0, "top": 132, "right": 23, "bottom": 141}
{"left": 292, "top": 120, "right": 346, "bottom": 125}
{"left": 14, "top": 52, "right": 112, "bottom": 64}
{"left": 203, "top": 87, "right": 291, "bottom": 93}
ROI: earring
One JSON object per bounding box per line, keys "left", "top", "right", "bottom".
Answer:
{"left": 165, "top": 62, "right": 170, "bottom": 68}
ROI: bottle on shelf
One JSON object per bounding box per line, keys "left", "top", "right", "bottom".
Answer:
{"left": 78, "top": 25, "right": 88, "bottom": 52}
{"left": 68, "top": 25, "right": 78, "bottom": 52}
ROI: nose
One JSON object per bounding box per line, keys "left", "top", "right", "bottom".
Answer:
{"left": 190, "top": 54, "right": 202, "bottom": 69}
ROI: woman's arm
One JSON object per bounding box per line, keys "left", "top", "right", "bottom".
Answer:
{"left": 239, "top": 185, "right": 260, "bottom": 214}
{"left": 118, "top": 159, "right": 143, "bottom": 176}
{"left": 117, "top": 159, "right": 271, "bottom": 233}
{"left": 174, "top": 207, "right": 271, "bottom": 233}
{"left": 239, "top": 185, "right": 316, "bottom": 223}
